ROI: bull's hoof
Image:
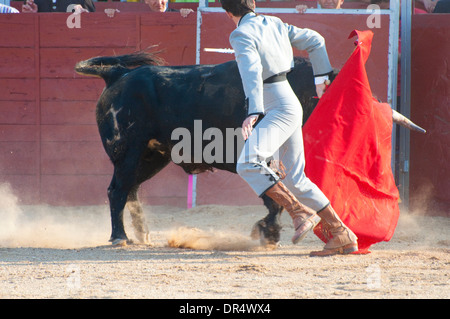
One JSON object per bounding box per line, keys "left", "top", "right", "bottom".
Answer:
{"left": 111, "top": 238, "right": 128, "bottom": 246}
{"left": 110, "top": 238, "right": 134, "bottom": 246}
{"left": 251, "top": 220, "right": 281, "bottom": 247}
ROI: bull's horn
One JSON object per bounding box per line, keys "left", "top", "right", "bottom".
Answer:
{"left": 392, "top": 109, "right": 426, "bottom": 134}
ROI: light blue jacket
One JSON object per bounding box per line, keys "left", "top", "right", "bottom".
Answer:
{"left": 230, "top": 12, "right": 332, "bottom": 116}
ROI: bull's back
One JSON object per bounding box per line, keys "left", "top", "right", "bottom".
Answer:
{"left": 130, "top": 62, "right": 247, "bottom": 131}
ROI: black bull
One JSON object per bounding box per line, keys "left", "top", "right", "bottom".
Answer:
{"left": 75, "top": 51, "right": 420, "bottom": 246}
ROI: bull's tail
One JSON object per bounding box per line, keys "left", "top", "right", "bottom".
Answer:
{"left": 75, "top": 48, "right": 166, "bottom": 81}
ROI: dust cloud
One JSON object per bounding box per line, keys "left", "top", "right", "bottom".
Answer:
{"left": 167, "top": 226, "right": 260, "bottom": 251}
{"left": 0, "top": 184, "right": 22, "bottom": 245}
{"left": 0, "top": 183, "right": 109, "bottom": 249}
{"left": 0, "top": 182, "right": 447, "bottom": 251}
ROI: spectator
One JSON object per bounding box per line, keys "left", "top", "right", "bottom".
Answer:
{"left": 368, "top": 0, "right": 435, "bottom": 14}
{"left": 0, "top": 3, "right": 19, "bottom": 12}
{"left": 22, "top": 0, "right": 95, "bottom": 13}
{"left": 144, "top": 0, "right": 194, "bottom": 18}
{"left": 369, "top": 0, "right": 389, "bottom": 9}
{"left": 296, "top": 0, "right": 344, "bottom": 13}
{"left": 318, "top": 0, "right": 344, "bottom": 9}
{"left": 419, "top": 0, "right": 438, "bottom": 12}
{"left": 423, "top": 0, "right": 450, "bottom": 12}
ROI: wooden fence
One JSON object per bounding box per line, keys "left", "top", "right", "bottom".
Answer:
{"left": 0, "top": 12, "right": 197, "bottom": 206}
{"left": 0, "top": 6, "right": 448, "bottom": 216}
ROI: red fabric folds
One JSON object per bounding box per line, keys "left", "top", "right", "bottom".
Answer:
{"left": 303, "top": 30, "right": 400, "bottom": 253}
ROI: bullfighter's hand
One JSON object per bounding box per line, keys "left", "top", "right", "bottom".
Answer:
{"left": 315, "top": 83, "right": 327, "bottom": 99}
{"left": 242, "top": 114, "right": 259, "bottom": 141}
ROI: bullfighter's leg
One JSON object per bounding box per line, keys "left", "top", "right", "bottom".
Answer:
{"left": 274, "top": 109, "right": 358, "bottom": 253}
{"left": 241, "top": 82, "right": 357, "bottom": 253}
{"left": 276, "top": 113, "right": 330, "bottom": 212}
{"left": 237, "top": 82, "right": 327, "bottom": 244}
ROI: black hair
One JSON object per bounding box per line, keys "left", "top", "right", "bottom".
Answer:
{"left": 220, "top": 0, "right": 255, "bottom": 17}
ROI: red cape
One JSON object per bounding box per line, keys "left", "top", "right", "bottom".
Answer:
{"left": 303, "top": 30, "right": 400, "bottom": 253}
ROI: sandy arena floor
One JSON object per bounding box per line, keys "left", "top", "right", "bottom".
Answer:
{"left": 0, "top": 186, "right": 448, "bottom": 300}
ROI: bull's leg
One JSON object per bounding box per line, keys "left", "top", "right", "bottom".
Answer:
{"left": 251, "top": 194, "right": 284, "bottom": 246}
{"left": 108, "top": 172, "right": 133, "bottom": 245}
{"left": 126, "top": 185, "right": 149, "bottom": 244}
{"left": 113, "top": 149, "right": 169, "bottom": 245}
{"left": 107, "top": 146, "right": 148, "bottom": 245}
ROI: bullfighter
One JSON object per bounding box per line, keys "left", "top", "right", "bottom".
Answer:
{"left": 220, "top": 0, "right": 358, "bottom": 256}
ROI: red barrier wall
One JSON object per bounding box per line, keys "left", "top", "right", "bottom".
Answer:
{"left": 0, "top": 12, "right": 196, "bottom": 206}
{"left": 3, "top": 9, "right": 446, "bottom": 216}
{"left": 410, "top": 14, "right": 450, "bottom": 216}
{"left": 9, "top": 0, "right": 370, "bottom": 11}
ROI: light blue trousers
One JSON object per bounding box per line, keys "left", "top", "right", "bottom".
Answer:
{"left": 236, "top": 81, "right": 330, "bottom": 212}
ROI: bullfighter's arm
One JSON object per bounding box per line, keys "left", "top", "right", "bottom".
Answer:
{"left": 229, "top": 29, "right": 264, "bottom": 117}
{"left": 285, "top": 25, "right": 333, "bottom": 79}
